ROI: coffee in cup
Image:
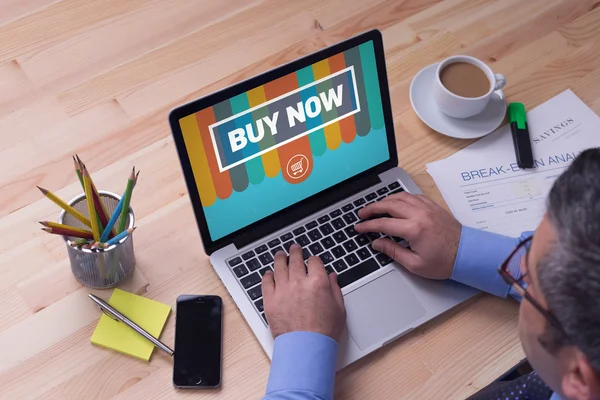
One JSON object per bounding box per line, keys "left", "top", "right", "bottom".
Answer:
{"left": 433, "top": 55, "right": 506, "bottom": 119}
{"left": 440, "top": 62, "right": 490, "bottom": 98}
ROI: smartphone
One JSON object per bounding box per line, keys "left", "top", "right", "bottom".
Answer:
{"left": 173, "top": 295, "right": 223, "bottom": 389}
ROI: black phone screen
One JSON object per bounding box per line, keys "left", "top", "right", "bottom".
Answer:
{"left": 173, "top": 295, "right": 222, "bottom": 388}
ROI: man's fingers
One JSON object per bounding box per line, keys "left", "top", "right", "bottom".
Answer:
{"left": 355, "top": 217, "right": 413, "bottom": 238}
{"left": 328, "top": 273, "right": 345, "bottom": 311}
{"left": 273, "top": 250, "right": 289, "bottom": 284}
{"left": 372, "top": 238, "right": 419, "bottom": 270}
{"left": 287, "top": 244, "right": 305, "bottom": 280}
{"left": 306, "top": 256, "right": 327, "bottom": 279}
{"left": 262, "top": 270, "right": 275, "bottom": 299}
{"left": 358, "top": 199, "right": 416, "bottom": 220}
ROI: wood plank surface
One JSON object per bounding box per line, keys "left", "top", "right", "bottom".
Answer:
{"left": 1, "top": 0, "right": 600, "bottom": 398}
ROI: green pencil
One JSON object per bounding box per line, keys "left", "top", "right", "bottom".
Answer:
{"left": 117, "top": 167, "right": 135, "bottom": 233}
{"left": 74, "top": 156, "right": 84, "bottom": 188}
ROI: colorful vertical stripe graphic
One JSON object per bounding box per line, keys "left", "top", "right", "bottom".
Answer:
{"left": 180, "top": 41, "right": 384, "bottom": 207}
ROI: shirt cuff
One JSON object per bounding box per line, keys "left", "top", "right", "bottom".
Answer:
{"left": 451, "top": 226, "right": 521, "bottom": 298}
{"left": 266, "top": 331, "right": 338, "bottom": 398}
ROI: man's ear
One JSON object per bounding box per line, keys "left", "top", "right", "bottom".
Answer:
{"left": 561, "top": 350, "right": 599, "bottom": 400}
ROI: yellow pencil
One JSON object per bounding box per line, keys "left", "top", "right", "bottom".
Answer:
{"left": 76, "top": 155, "right": 112, "bottom": 234}
{"left": 39, "top": 221, "right": 93, "bottom": 236}
{"left": 37, "top": 186, "right": 91, "bottom": 228}
{"left": 82, "top": 168, "right": 101, "bottom": 241}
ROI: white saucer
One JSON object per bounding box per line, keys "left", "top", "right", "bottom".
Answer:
{"left": 409, "top": 62, "right": 507, "bottom": 139}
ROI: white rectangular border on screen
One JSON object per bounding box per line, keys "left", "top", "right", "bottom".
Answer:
{"left": 208, "top": 66, "right": 360, "bottom": 172}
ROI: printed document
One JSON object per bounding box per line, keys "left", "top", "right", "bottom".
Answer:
{"left": 427, "top": 90, "right": 600, "bottom": 237}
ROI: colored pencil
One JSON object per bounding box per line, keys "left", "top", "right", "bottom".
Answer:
{"left": 70, "top": 238, "right": 92, "bottom": 247}
{"left": 74, "top": 155, "right": 108, "bottom": 235}
{"left": 117, "top": 168, "right": 135, "bottom": 233}
{"left": 39, "top": 221, "right": 93, "bottom": 236}
{"left": 101, "top": 194, "right": 124, "bottom": 242}
{"left": 100, "top": 168, "right": 139, "bottom": 242}
{"left": 76, "top": 156, "right": 113, "bottom": 235}
{"left": 105, "top": 227, "right": 135, "bottom": 246}
{"left": 73, "top": 156, "right": 84, "bottom": 188}
{"left": 37, "top": 186, "right": 92, "bottom": 228}
{"left": 82, "top": 168, "right": 101, "bottom": 241}
{"left": 89, "top": 182, "right": 108, "bottom": 231}
{"left": 42, "top": 227, "right": 94, "bottom": 240}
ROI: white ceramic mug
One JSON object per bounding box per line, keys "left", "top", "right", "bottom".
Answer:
{"left": 433, "top": 55, "right": 506, "bottom": 119}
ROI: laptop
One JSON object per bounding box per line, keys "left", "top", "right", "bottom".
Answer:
{"left": 169, "top": 29, "right": 477, "bottom": 369}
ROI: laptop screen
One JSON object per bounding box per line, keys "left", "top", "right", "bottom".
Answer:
{"left": 177, "top": 39, "right": 390, "bottom": 241}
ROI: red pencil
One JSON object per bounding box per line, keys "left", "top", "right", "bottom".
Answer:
{"left": 41, "top": 226, "right": 94, "bottom": 240}
{"left": 78, "top": 160, "right": 113, "bottom": 238}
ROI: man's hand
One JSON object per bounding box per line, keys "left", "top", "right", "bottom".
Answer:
{"left": 355, "top": 192, "right": 461, "bottom": 280}
{"left": 262, "top": 244, "right": 346, "bottom": 341}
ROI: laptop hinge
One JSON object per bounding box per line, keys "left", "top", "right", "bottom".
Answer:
{"left": 232, "top": 173, "right": 382, "bottom": 250}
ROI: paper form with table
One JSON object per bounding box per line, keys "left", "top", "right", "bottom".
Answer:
{"left": 427, "top": 90, "right": 600, "bottom": 237}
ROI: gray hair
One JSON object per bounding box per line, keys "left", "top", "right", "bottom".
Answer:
{"left": 538, "top": 148, "right": 600, "bottom": 373}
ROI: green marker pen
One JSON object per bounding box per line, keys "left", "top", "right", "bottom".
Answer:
{"left": 508, "top": 102, "right": 534, "bottom": 169}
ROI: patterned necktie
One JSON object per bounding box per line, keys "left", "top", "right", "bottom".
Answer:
{"left": 467, "top": 371, "right": 554, "bottom": 400}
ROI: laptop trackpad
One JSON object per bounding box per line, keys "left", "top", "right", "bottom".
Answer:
{"left": 344, "top": 270, "right": 427, "bottom": 350}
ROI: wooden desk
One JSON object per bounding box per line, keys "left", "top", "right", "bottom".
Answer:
{"left": 1, "top": 0, "right": 599, "bottom": 398}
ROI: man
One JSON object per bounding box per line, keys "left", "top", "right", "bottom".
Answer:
{"left": 261, "top": 148, "right": 600, "bottom": 400}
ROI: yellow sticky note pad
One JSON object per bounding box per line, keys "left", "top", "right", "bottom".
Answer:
{"left": 90, "top": 289, "right": 171, "bottom": 361}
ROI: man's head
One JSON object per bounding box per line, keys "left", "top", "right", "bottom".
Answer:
{"left": 519, "top": 148, "right": 600, "bottom": 400}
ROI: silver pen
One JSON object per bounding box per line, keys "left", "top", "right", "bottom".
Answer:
{"left": 88, "top": 293, "right": 174, "bottom": 357}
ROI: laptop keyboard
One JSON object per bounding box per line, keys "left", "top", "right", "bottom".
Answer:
{"left": 226, "top": 181, "right": 408, "bottom": 325}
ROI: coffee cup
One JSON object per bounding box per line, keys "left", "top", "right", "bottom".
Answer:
{"left": 433, "top": 55, "right": 506, "bottom": 119}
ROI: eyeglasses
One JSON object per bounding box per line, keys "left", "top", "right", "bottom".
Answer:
{"left": 498, "top": 236, "right": 569, "bottom": 339}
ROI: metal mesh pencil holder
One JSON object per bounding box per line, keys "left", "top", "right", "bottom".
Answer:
{"left": 58, "top": 190, "right": 135, "bottom": 289}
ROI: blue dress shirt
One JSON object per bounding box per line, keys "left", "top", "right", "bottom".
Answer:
{"left": 262, "top": 226, "right": 562, "bottom": 400}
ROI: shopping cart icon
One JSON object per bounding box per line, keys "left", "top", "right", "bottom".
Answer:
{"left": 286, "top": 154, "right": 309, "bottom": 180}
{"left": 291, "top": 159, "right": 303, "bottom": 176}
